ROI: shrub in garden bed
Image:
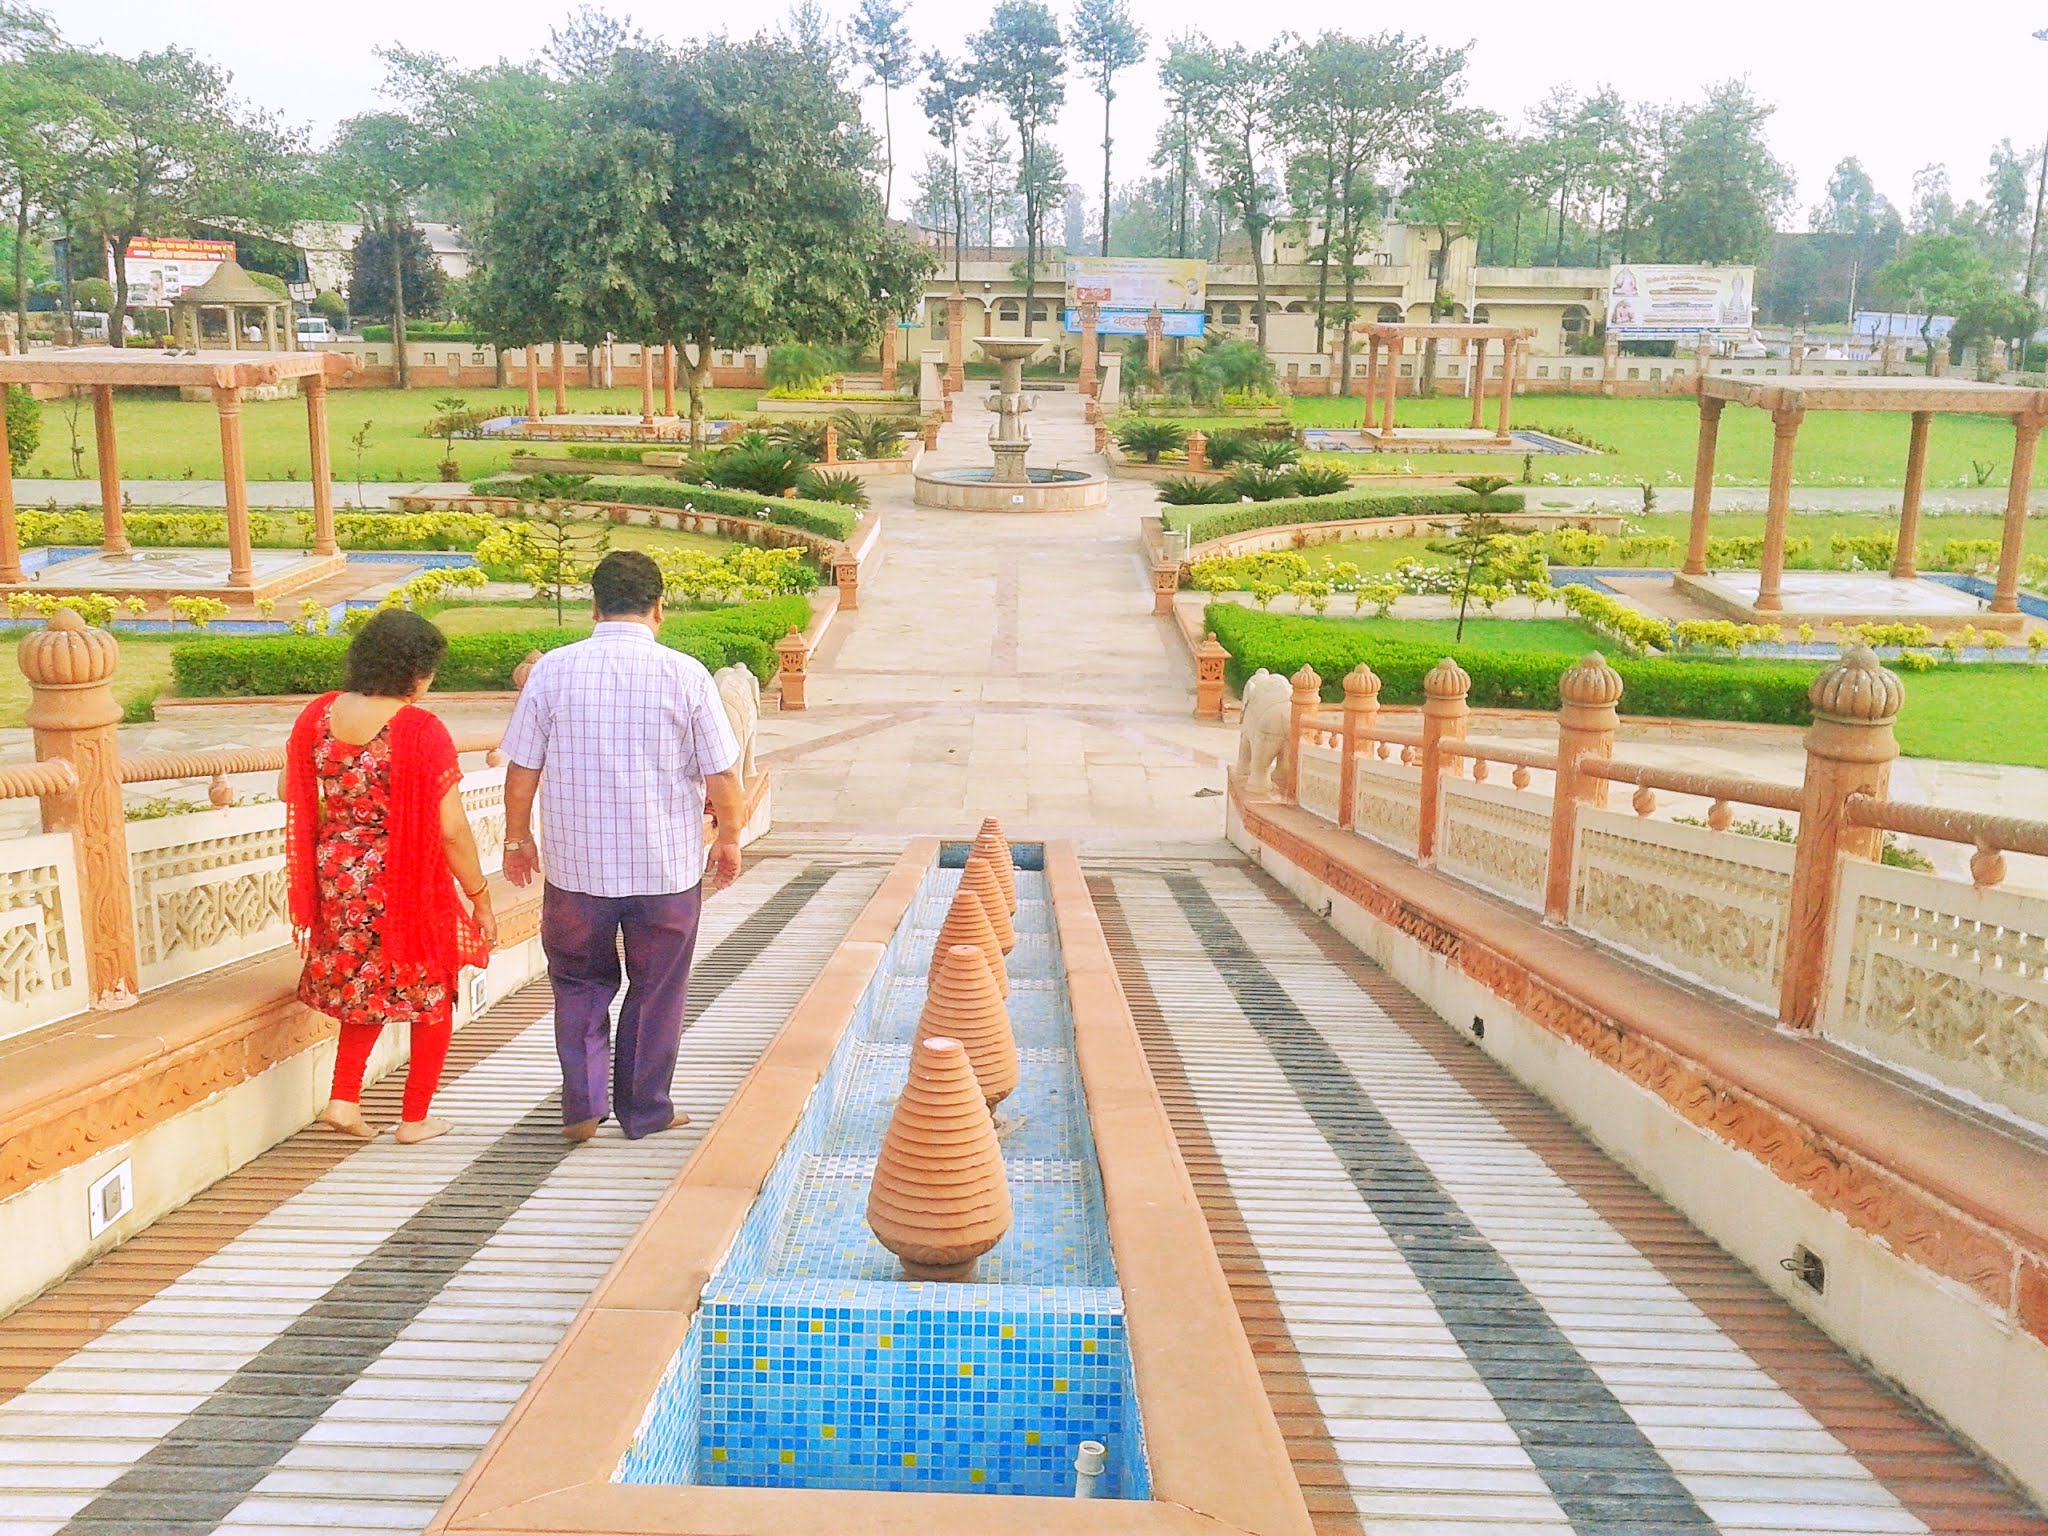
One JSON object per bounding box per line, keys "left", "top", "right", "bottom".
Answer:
{"left": 1178, "top": 486, "right": 1524, "bottom": 544}
{"left": 1113, "top": 419, "right": 1186, "bottom": 463}
{"left": 472, "top": 474, "right": 858, "bottom": 540}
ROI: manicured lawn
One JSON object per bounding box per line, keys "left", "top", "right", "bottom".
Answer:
{"left": 19, "top": 386, "right": 763, "bottom": 486}
{"left": 428, "top": 604, "right": 593, "bottom": 636}
{"left": 1245, "top": 614, "right": 1613, "bottom": 653}
{"left": 1890, "top": 666, "right": 2048, "bottom": 765}
{"left": 0, "top": 631, "right": 177, "bottom": 729}
{"left": 1154, "top": 393, "right": 2033, "bottom": 489}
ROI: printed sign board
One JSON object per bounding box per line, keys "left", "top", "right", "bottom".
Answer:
{"left": 1065, "top": 256, "right": 1207, "bottom": 314}
{"left": 1852, "top": 311, "right": 1954, "bottom": 343}
{"left": 1063, "top": 308, "right": 1205, "bottom": 338}
{"left": 115, "top": 238, "right": 237, "bottom": 306}
{"left": 1605, "top": 264, "right": 1754, "bottom": 338}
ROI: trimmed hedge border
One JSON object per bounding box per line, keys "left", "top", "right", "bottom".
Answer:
{"left": 473, "top": 473, "right": 859, "bottom": 540}
{"left": 169, "top": 596, "right": 810, "bottom": 699}
{"left": 1204, "top": 603, "right": 1822, "bottom": 725}
{"left": 1179, "top": 487, "right": 1525, "bottom": 545}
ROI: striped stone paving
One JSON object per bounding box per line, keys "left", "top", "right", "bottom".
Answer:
{"left": 0, "top": 840, "right": 2042, "bottom": 1535}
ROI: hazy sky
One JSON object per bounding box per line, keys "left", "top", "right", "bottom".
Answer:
{"left": 40, "top": 0, "right": 2048, "bottom": 231}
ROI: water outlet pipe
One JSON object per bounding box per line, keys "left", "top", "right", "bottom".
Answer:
{"left": 1073, "top": 1439, "right": 1107, "bottom": 1499}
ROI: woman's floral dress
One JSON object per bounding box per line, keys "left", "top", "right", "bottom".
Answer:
{"left": 295, "top": 702, "right": 453, "bottom": 1030}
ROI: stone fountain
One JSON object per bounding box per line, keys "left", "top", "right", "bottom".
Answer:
{"left": 912, "top": 336, "right": 1109, "bottom": 511}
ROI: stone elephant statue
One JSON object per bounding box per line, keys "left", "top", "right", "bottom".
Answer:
{"left": 1236, "top": 668, "right": 1293, "bottom": 795}
{"left": 714, "top": 664, "right": 761, "bottom": 784}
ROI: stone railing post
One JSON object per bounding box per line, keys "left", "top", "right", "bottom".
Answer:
{"left": 1544, "top": 652, "right": 1623, "bottom": 923}
{"left": 1779, "top": 647, "right": 1900, "bottom": 1031}
{"left": 822, "top": 424, "right": 839, "bottom": 465}
{"left": 1280, "top": 665, "right": 1320, "bottom": 803}
{"left": 1094, "top": 424, "right": 1109, "bottom": 453}
{"left": 776, "top": 626, "right": 810, "bottom": 711}
{"left": 1193, "top": 632, "right": 1229, "bottom": 719}
{"left": 1185, "top": 431, "right": 1208, "bottom": 473}
{"left": 834, "top": 555, "right": 860, "bottom": 612}
{"left": 1416, "top": 657, "right": 1470, "bottom": 864}
{"left": 20, "top": 612, "right": 138, "bottom": 1006}
{"left": 1338, "top": 663, "right": 1380, "bottom": 830}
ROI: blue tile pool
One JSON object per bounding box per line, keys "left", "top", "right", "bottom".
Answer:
{"left": 615, "top": 852, "right": 1149, "bottom": 1500}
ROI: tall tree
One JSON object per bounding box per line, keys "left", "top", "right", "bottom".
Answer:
{"left": 919, "top": 49, "right": 974, "bottom": 284}
{"left": 1910, "top": 163, "right": 1957, "bottom": 235}
{"left": 968, "top": 0, "right": 1065, "bottom": 334}
{"left": 1153, "top": 36, "right": 1208, "bottom": 260}
{"left": 1648, "top": 80, "right": 1791, "bottom": 265}
{"left": 1187, "top": 40, "right": 1281, "bottom": 347}
{"left": 1068, "top": 0, "right": 1146, "bottom": 257}
{"left": 373, "top": 47, "right": 564, "bottom": 234}
{"left": 1527, "top": 86, "right": 1587, "bottom": 265}
{"left": 1810, "top": 155, "right": 1902, "bottom": 317}
{"left": 1875, "top": 233, "right": 1992, "bottom": 366}
{"left": 328, "top": 112, "right": 432, "bottom": 387}
{"left": 0, "top": 38, "right": 108, "bottom": 343}
{"left": 851, "top": 0, "right": 914, "bottom": 214}
{"left": 1403, "top": 111, "right": 1506, "bottom": 389}
{"left": 965, "top": 120, "right": 1016, "bottom": 256}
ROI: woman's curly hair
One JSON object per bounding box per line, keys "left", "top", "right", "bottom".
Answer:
{"left": 342, "top": 609, "right": 449, "bottom": 699}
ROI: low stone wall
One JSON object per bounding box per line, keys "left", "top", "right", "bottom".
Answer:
{"left": 752, "top": 397, "right": 916, "bottom": 416}
{"left": 1186, "top": 508, "right": 1629, "bottom": 564}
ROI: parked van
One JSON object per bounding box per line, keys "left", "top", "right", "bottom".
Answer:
{"left": 297, "top": 316, "right": 336, "bottom": 345}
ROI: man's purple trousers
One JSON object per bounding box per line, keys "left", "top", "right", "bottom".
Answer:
{"left": 539, "top": 882, "right": 703, "bottom": 1139}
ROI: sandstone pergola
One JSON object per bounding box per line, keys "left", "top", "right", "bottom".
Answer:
{"left": 1354, "top": 322, "right": 1536, "bottom": 441}
{"left": 170, "top": 259, "right": 296, "bottom": 353}
{"left": 0, "top": 349, "right": 352, "bottom": 590}
{"left": 1688, "top": 375, "right": 2048, "bottom": 614}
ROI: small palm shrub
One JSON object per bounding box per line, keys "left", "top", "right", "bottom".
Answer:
{"left": 1288, "top": 464, "right": 1351, "bottom": 497}
{"left": 835, "top": 412, "right": 916, "bottom": 460}
{"left": 1203, "top": 429, "right": 1253, "bottom": 467}
{"left": 709, "top": 441, "right": 809, "bottom": 495}
{"left": 1114, "top": 418, "right": 1188, "bottom": 463}
{"left": 1226, "top": 465, "right": 1297, "bottom": 502}
{"left": 1157, "top": 475, "right": 1236, "bottom": 506}
{"left": 1238, "top": 437, "right": 1301, "bottom": 471}
{"left": 798, "top": 469, "right": 871, "bottom": 507}
{"left": 767, "top": 420, "right": 829, "bottom": 459}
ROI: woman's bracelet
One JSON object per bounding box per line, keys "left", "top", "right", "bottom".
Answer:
{"left": 463, "top": 882, "right": 490, "bottom": 900}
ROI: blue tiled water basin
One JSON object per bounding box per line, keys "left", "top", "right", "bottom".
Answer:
{"left": 616, "top": 855, "right": 1150, "bottom": 1500}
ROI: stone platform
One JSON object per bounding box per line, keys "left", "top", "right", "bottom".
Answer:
{"left": 5, "top": 548, "right": 347, "bottom": 604}
{"left": 1674, "top": 569, "right": 2023, "bottom": 631}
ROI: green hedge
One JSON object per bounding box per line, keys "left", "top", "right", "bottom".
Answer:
{"left": 360, "top": 322, "right": 482, "bottom": 342}
{"left": 169, "top": 596, "right": 810, "bottom": 698}
{"left": 1181, "top": 487, "right": 1525, "bottom": 545}
{"left": 473, "top": 474, "right": 858, "bottom": 541}
{"left": 1203, "top": 604, "right": 1821, "bottom": 725}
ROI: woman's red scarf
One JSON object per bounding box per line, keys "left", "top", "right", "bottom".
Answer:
{"left": 286, "top": 692, "right": 489, "bottom": 979}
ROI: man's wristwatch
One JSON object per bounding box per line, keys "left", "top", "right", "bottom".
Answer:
{"left": 504, "top": 839, "right": 530, "bottom": 853}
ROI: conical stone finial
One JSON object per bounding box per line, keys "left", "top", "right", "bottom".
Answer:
{"left": 1809, "top": 644, "right": 1902, "bottom": 724}
{"left": 960, "top": 853, "right": 1016, "bottom": 953}
{"left": 932, "top": 883, "right": 1007, "bottom": 997}
{"left": 915, "top": 943, "right": 1018, "bottom": 1105}
{"left": 867, "top": 1036, "right": 1012, "bottom": 1281}
{"left": 972, "top": 818, "right": 1017, "bottom": 914}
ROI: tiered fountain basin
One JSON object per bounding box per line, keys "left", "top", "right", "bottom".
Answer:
{"left": 912, "top": 464, "right": 1109, "bottom": 512}
{"left": 426, "top": 838, "right": 1310, "bottom": 1536}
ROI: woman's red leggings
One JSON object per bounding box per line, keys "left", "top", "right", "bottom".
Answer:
{"left": 329, "top": 1021, "right": 452, "bottom": 1123}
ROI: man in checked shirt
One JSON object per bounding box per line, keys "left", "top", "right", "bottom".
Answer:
{"left": 499, "top": 550, "right": 747, "bottom": 1141}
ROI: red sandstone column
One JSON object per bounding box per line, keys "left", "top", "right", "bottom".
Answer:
{"left": 1360, "top": 335, "right": 1379, "bottom": 423}
{"left": 1144, "top": 306, "right": 1164, "bottom": 379}
{"left": 0, "top": 395, "right": 20, "bottom": 583}
{"left": 1078, "top": 301, "right": 1100, "bottom": 398}
{"left": 305, "top": 373, "right": 338, "bottom": 556}
{"left": 1779, "top": 648, "right": 1900, "bottom": 1030}
{"left": 553, "top": 340, "right": 569, "bottom": 415}
{"left": 91, "top": 385, "right": 129, "bottom": 554}
{"left": 1185, "top": 431, "right": 1208, "bottom": 473}
{"left": 639, "top": 346, "right": 655, "bottom": 425}
{"left": 1469, "top": 338, "right": 1489, "bottom": 430}
{"left": 1338, "top": 663, "right": 1380, "bottom": 830}
{"left": 946, "top": 292, "right": 965, "bottom": 393}
{"left": 1281, "top": 665, "right": 1320, "bottom": 803}
{"left": 1756, "top": 406, "right": 1804, "bottom": 612}
{"left": 1193, "top": 633, "right": 1228, "bottom": 719}
{"left": 1684, "top": 396, "right": 1725, "bottom": 576}
{"left": 20, "top": 612, "right": 139, "bottom": 1005}
{"left": 1495, "top": 338, "right": 1519, "bottom": 440}
{"left": 1992, "top": 412, "right": 2042, "bottom": 613}
{"left": 1543, "top": 653, "right": 1623, "bottom": 923}
{"left": 525, "top": 344, "right": 541, "bottom": 419}
{"left": 1416, "top": 657, "right": 1469, "bottom": 865}
{"left": 880, "top": 316, "right": 898, "bottom": 388}
{"left": 1892, "top": 410, "right": 1932, "bottom": 580}
{"left": 663, "top": 343, "right": 677, "bottom": 418}
{"left": 1380, "top": 336, "right": 1400, "bottom": 433}
{"left": 214, "top": 386, "right": 255, "bottom": 590}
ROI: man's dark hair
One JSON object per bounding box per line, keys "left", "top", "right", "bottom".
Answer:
{"left": 342, "top": 609, "right": 449, "bottom": 698}
{"left": 591, "top": 550, "right": 665, "bottom": 618}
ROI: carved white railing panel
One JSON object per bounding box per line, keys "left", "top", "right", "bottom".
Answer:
{"left": 1438, "top": 778, "right": 1551, "bottom": 911}
{"left": 1823, "top": 859, "right": 2048, "bottom": 1131}
{"left": 128, "top": 802, "right": 291, "bottom": 992}
{"left": 0, "top": 831, "right": 88, "bottom": 1042}
{"left": 461, "top": 767, "right": 507, "bottom": 877}
{"left": 1297, "top": 744, "right": 1342, "bottom": 823}
{"left": 1570, "top": 808, "right": 1794, "bottom": 1011}
{"left": 1350, "top": 758, "right": 1422, "bottom": 858}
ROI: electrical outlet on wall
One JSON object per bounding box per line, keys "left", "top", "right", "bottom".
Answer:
{"left": 88, "top": 1161, "right": 133, "bottom": 1239}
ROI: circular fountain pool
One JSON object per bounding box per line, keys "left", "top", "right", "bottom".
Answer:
{"left": 913, "top": 464, "right": 1110, "bottom": 512}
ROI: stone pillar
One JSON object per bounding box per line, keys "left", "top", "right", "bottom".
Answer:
{"left": 525, "top": 344, "right": 541, "bottom": 419}
{"left": 1337, "top": 663, "right": 1380, "bottom": 830}
{"left": 92, "top": 385, "right": 129, "bottom": 554}
{"left": 1789, "top": 327, "right": 1807, "bottom": 375}
{"left": 1756, "top": 406, "right": 1804, "bottom": 612}
{"left": 1893, "top": 410, "right": 1933, "bottom": 580}
{"left": 553, "top": 340, "right": 569, "bottom": 415}
{"left": 823, "top": 425, "right": 839, "bottom": 466}
{"left": 214, "top": 386, "right": 255, "bottom": 590}
{"left": 661, "top": 343, "right": 677, "bottom": 418}
{"left": 0, "top": 391, "right": 20, "bottom": 583}
{"left": 305, "top": 373, "right": 338, "bottom": 556}
{"left": 1993, "top": 412, "right": 2042, "bottom": 613}
{"left": 1094, "top": 423, "right": 1109, "bottom": 452}
{"left": 946, "top": 291, "right": 966, "bottom": 393}
{"left": 1601, "top": 333, "right": 1620, "bottom": 396}
{"left": 1361, "top": 336, "right": 1379, "bottom": 422}
{"left": 1151, "top": 557, "right": 1179, "bottom": 616}
{"left": 776, "top": 626, "right": 809, "bottom": 711}
{"left": 1495, "top": 338, "right": 1518, "bottom": 441}
{"left": 1281, "top": 666, "right": 1320, "bottom": 804}
{"left": 1185, "top": 431, "right": 1208, "bottom": 473}
{"left": 1078, "top": 302, "right": 1100, "bottom": 398}
{"left": 1469, "top": 337, "right": 1488, "bottom": 429}
{"left": 1684, "top": 397, "right": 1725, "bottom": 576}
{"left": 1380, "top": 336, "right": 1400, "bottom": 433}
{"left": 639, "top": 345, "right": 655, "bottom": 425}
{"left": 1193, "top": 632, "right": 1229, "bottom": 719}
{"left": 1694, "top": 332, "right": 1714, "bottom": 379}
{"left": 1416, "top": 657, "right": 1469, "bottom": 865}
{"left": 1543, "top": 653, "right": 1623, "bottom": 923}
{"left": 834, "top": 555, "right": 859, "bottom": 612}
{"left": 880, "top": 316, "right": 899, "bottom": 388}
{"left": 1932, "top": 337, "right": 1951, "bottom": 377}
{"left": 1779, "top": 648, "right": 1900, "bottom": 1030}
{"left": 20, "top": 612, "right": 138, "bottom": 1006}
{"left": 1144, "top": 306, "right": 1164, "bottom": 378}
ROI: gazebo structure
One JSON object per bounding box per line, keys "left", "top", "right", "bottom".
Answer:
{"left": 171, "top": 260, "right": 296, "bottom": 356}
{"left": 1354, "top": 321, "right": 1536, "bottom": 447}
{"left": 0, "top": 349, "right": 351, "bottom": 602}
{"left": 1682, "top": 375, "right": 2048, "bottom": 631}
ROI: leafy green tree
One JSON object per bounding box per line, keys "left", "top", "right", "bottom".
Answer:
{"left": 0, "top": 34, "right": 107, "bottom": 344}
{"left": 370, "top": 47, "right": 564, "bottom": 234}
{"left": 1068, "top": 0, "right": 1146, "bottom": 257}
{"left": 509, "top": 474, "right": 607, "bottom": 625}
{"left": 1404, "top": 111, "right": 1510, "bottom": 389}
{"left": 919, "top": 50, "right": 975, "bottom": 285}
{"left": 965, "top": 120, "right": 1017, "bottom": 257}
{"left": 851, "top": 0, "right": 915, "bottom": 215}
{"left": 968, "top": 1, "right": 1066, "bottom": 334}
{"left": 1950, "top": 283, "right": 2040, "bottom": 370}
{"left": 1876, "top": 233, "right": 1994, "bottom": 366}
{"left": 1153, "top": 34, "right": 1208, "bottom": 261}
{"left": 346, "top": 225, "right": 447, "bottom": 337}
{"left": 1184, "top": 40, "right": 1281, "bottom": 347}
{"left": 1647, "top": 80, "right": 1791, "bottom": 264}
{"left": 4, "top": 382, "right": 38, "bottom": 473}
{"left": 1426, "top": 512, "right": 1514, "bottom": 642}
{"left": 328, "top": 112, "right": 435, "bottom": 387}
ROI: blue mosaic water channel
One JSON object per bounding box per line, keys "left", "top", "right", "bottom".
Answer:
{"left": 615, "top": 846, "right": 1150, "bottom": 1500}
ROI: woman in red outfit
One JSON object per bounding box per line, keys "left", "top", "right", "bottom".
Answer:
{"left": 282, "top": 610, "right": 495, "bottom": 1145}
